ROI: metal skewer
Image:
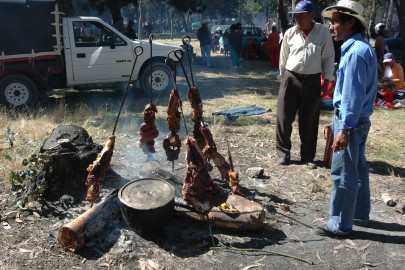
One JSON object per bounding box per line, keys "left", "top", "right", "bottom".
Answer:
{"left": 173, "top": 49, "right": 206, "bottom": 127}
{"left": 181, "top": 35, "right": 195, "bottom": 87}
{"left": 148, "top": 34, "right": 153, "bottom": 104}
{"left": 112, "top": 46, "right": 144, "bottom": 135}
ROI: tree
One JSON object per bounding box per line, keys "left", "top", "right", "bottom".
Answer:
{"left": 277, "top": 0, "right": 289, "bottom": 34}
{"left": 392, "top": 0, "right": 405, "bottom": 69}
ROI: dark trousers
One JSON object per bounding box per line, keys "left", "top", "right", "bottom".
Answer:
{"left": 276, "top": 70, "right": 321, "bottom": 161}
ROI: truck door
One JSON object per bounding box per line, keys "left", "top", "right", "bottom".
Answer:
{"left": 65, "top": 19, "right": 134, "bottom": 85}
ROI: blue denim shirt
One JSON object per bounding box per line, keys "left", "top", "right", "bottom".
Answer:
{"left": 333, "top": 33, "right": 378, "bottom": 130}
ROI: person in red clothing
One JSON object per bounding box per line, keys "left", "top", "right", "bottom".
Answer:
{"left": 320, "top": 74, "right": 335, "bottom": 111}
{"left": 375, "top": 52, "right": 404, "bottom": 108}
{"left": 261, "top": 25, "right": 280, "bottom": 68}
{"left": 382, "top": 52, "right": 404, "bottom": 90}
{"left": 375, "top": 85, "right": 395, "bottom": 108}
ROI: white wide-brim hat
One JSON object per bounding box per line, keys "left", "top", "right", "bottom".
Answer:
{"left": 321, "top": 0, "right": 368, "bottom": 30}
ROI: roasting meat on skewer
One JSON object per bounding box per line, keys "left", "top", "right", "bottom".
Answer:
{"left": 182, "top": 136, "right": 228, "bottom": 214}
{"left": 85, "top": 135, "right": 115, "bottom": 202}
{"left": 139, "top": 103, "right": 159, "bottom": 154}
{"left": 200, "top": 125, "right": 241, "bottom": 194}
{"left": 228, "top": 170, "right": 240, "bottom": 194}
{"left": 227, "top": 141, "right": 241, "bottom": 194}
{"left": 187, "top": 86, "right": 206, "bottom": 149}
{"left": 166, "top": 89, "right": 181, "bottom": 133}
{"left": 188, "top": 86, "right": 203, "bottom": 123}
{"left": 163, "top": 133, "right": 181, "bottom": 161}
{"left": 163, "top": 89, "right": 182, "bottom": 161}
{"left": 200, "top": 126, "right": 231, "bottom": 180}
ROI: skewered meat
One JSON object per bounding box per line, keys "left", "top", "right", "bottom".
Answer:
{"left": 182, "top": 136, "right": 228, "bottom": 214}
{"left": 187, "top": 86, "right": 203, "bottom": 122}
{"left": 163, "top": 133, "right": 181, "bottom": 161}
{"left": 85, "top": 135, "right": 115, "bottom": 202}
{"left": 228, "top": 170, "right": 240, "bottom": 194}
{"left": 163, "top": 89, "right": 182, "bottom": 161}
{"left": 139, "top": 103, "right": 159, "bottom": 153}
{"left": 188, "top": 86, "right": 206, "bottom": 149}
{"left": 227, "top": 141, "right": 241, "bottom": 194}
{"left": 166, "top": 89, "right": 181, "bottom": 133}
{"left": 200, "top": 126, "right": 231, "bottom": 182}
{"left": 193, "top": 121, "right": 205, "bottom": 150}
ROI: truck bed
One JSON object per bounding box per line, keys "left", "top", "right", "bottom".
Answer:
{"left": 0, "top": 1, "right": 59, "bottom": 57}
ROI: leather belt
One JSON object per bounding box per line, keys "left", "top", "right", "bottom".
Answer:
{"left": 289, "top": 70, "right": 320, "bottom": 79}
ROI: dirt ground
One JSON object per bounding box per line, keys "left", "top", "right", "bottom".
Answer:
{"left": 1, "top": 47, "right": 405, "bottom": 270}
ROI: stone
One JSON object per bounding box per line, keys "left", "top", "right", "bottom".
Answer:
{"left": 246, "top": 167, "right": 264, "bottom": 178}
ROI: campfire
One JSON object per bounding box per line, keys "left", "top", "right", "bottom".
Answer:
{"left": 19, "top": 37, "right": 266, "bottom": 253}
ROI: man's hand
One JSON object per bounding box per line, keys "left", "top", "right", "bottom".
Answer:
{"left": 320, "top": 80, "right": 329, "bottom": 98}
{"left": 332, "top": 130, "right": 350, "bottom": 152}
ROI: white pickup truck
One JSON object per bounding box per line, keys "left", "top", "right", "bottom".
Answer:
{"left": 0, "top": 0, "right": 181, "bottom": 107}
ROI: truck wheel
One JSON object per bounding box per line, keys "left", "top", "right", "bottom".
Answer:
{"left": 0, "top": 75, "right": 38, "bottom": 107}
{"left": 140, "top": 62, "right": 173, "bottom": 96}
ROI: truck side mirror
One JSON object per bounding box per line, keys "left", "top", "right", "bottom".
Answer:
{"left": 107, "top": 36, "right": 115, "bottom": 49}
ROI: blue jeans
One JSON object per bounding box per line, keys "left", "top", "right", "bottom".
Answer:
{"left": 326, "top": 115, "right": 371, "bottom": 233}
{"left": 200, "top": 44, "right": 211, "bottom": 67}
{"left": 230, "top": 47, "right": 240, "bottom": 67}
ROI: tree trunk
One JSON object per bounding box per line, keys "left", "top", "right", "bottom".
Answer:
{"left": 278, "top": 0, "right": 289, "bottom": 34}
{"left": 138, "top": 0, "right": 143, "bottom": 40}
{"left": 368, "top": 0, "right": 378, "bottom": 34}
{"left": 392, "top": 0, "right": 405, "bottom": 72}
{"left": 386, "top": 0, "right": 395, "bottom": 36}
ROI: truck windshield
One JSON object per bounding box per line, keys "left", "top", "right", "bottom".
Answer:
{"left": 73, "top": 21, "right": 127, "bottom": 47}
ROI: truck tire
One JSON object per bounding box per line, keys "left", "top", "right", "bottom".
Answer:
{"left": 140, "top": 62, "right": 173, "bottom": 96}
{"left": 0, "top": 75, "right": 38, "bottom": 107}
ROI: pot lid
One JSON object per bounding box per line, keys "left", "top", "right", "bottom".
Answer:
{"left": 119, "top": 178, "right": 175, "bottom": 210}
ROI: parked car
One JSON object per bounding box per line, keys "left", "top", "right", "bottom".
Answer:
{"left": 191, "top": 22, "right": 201, "bottom": 32}
{"left": 219, "top": 26, "right": 267, "bottom": 58}
{"left": 210, "top": 25, "right": 231, "bottom": 34}
{"left": 385, "top": 37, "right": 401, "bottom": 62}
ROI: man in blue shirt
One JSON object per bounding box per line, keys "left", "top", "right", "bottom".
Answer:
{"left": 315, "top": 0, "right": 378, "bottom": 237}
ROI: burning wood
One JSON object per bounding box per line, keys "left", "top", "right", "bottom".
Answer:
{"left": 85, "top": 135, "right": 115, "bottom": 202}
{"left": 58, "top": 190, "right": 121, "bottom": 253}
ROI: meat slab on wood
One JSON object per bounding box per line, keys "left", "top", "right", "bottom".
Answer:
{"left": 176, "top": 194, "right": 265, "bottom": 231}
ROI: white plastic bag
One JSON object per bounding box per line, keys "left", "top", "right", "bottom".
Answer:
{"left": 384, "top": 66, "right": 393, "bottom": 79}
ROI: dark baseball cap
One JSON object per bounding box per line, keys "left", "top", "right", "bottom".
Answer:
{"left": 290, "top": 0, "right": 314, "bottom": 13}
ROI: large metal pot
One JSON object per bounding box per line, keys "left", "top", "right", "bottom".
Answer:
{"left": 118, "top": 178, "right": 175, "bottom": 234}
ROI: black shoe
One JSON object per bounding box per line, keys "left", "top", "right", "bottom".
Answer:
{"left": 314, "top": 225, "right": 352, "bottom": 238}
{"left": 301, "top": 159, "right": 317, "bottom": 169}
{"left": 353, "top": 219, "right": 370, "bottom": 227}
{"left": 277, "top": 157, "right": 290, "bottom": 165}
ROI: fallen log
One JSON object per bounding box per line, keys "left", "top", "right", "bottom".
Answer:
{"left": 58, "top": 189, "right": 121, "bottom": 252}
{"left": 176, "top": 194, "right": 265, "bottom": 231}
